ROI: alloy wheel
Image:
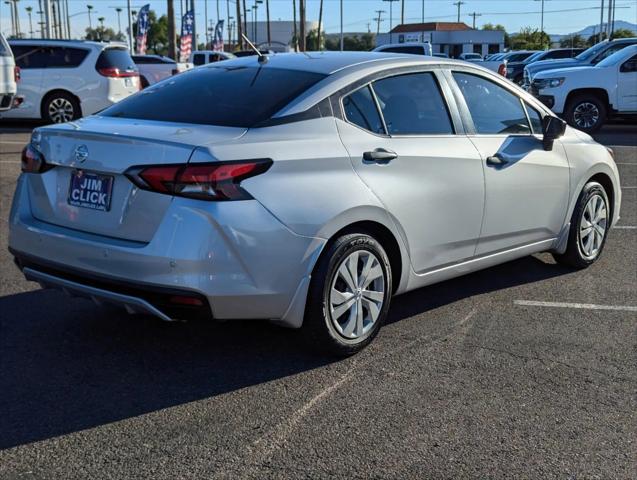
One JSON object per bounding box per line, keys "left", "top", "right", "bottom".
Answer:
{"left": 573, "top": 102, "right": 600, "bottom": 130}
{"left": 48, "top": 98, "right": 75, "bottom": 123}
{"left": 329, "top": 250, "right": 385, "bottom": 340}
{"left": 579, "top": 194, "right": 607, "bottom": 259}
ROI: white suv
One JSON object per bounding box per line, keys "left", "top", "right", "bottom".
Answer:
{"left": 0, "top": 33, "right": 18, "bottom": 111}
{"left": 1, "top": 40, "right": 140, "bottom": 124}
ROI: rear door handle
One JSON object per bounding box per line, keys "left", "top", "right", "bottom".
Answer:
{"left": 363, "top": 148, "right": 398, "bottom": 163}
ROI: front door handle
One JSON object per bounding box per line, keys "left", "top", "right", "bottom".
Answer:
{"left": 363, "top": 148, "right": 398, "bottom": 163}
{"left": 486, "top": 153, "right": 510, "bottom": 167}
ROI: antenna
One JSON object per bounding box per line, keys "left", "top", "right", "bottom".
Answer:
{"left": 242, "top": 33, "right": 266, "bottom": 60}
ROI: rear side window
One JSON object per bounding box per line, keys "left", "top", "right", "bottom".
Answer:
{"left": 96, "top": 48, "right": 137, "bottom": 72}
{"left": 10, "top": 45, "right": 49, "bottom": 69}
{"left": 0, "top": 35, "right": 10, "bottom": 57}
{"left": 372, "top": 72, "right": 454, "bottom": 135}
{"left": 46, "top": 47, "right": 89, "bottom": 68}
{"left": 452, "top": 72, "right": 530, "bottom": 135}
{"left": 380, "top": 46, "right": 424, "bottom": 55}
{"left": 342, "top": 86, "right": 384, "bottom": 134}
{"left": 193, "top": 53, "right": 206, "bottom": 65}
{"left": 102, "top": 66, "right": 327, "bottom": 127}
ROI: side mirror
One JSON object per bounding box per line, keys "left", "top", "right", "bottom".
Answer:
{"left": 542, "top": 116, "right": 567, "bottom": 151}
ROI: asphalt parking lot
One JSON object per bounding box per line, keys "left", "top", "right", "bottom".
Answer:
{"left": 0, "top": 124, "right": 635, "bottom": 479}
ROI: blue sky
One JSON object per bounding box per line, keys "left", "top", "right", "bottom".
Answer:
{"left": 1, "top": 0, "right": 636, "bottom": 40}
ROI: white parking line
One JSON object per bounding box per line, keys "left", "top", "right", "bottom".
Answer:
{"left": 0, "top": 160, "right": 20, "bottom": 164}
{"left": 0, "top": 140, "right": 29, "bottom": 145}
{"left": 622, "top": 186, "right": 637, "bottom": 189}
{"left": 614, "top": 225, "right": 637, "bottom": 230}
{"left": 514, "top": 300, "right": 637, "bottom": 312}
{"left": 615, "top": 162, "right": 637, "bottom": 166}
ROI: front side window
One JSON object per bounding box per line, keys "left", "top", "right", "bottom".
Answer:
{"left": 620, "top": 54, "right": 637, "bottom": 73}
{"left": 371, "top": 72, "right": 454, "bottom": 135}
{"left": 593, "top": 43, "right": 635, "bottom": 64}
{"left": 381, "top": 46, "right": 424, "bottom": 55}
{"left": 103, "top": 66, "right": 326, "bottom": 128}
{"left": 342, "top": 86, "right": 384, "bottom": 134}
{"left": 452, "top": 72, "right": 530, "bottom": 135}
{"left": 524, "top": 102, "right": 544, "bottom": 135}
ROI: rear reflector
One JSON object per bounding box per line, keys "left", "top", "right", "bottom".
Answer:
{"left": 125, "top": 159, "right": 272, "bottom": 201}
{"left": 169, "top": 295, "right": 204, "bottom": 306}
{"left": 14, "top": 66, "right": 20, "bottom": 82}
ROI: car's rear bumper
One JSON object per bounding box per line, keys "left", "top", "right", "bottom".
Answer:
{"left": 9, "top": 174, "right": 325, "bottom": 326}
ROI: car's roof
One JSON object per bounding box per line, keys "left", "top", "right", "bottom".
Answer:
{"left": 8, "top": 39, "right": 126, "bottom": 49}
{"left": 210, "top": 51, "right": 455, "bottom": 75}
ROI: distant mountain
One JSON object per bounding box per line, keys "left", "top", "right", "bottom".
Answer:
{"left": 550, "top": 20, "right": 636, "bottom": 42}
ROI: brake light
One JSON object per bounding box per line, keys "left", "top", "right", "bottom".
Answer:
{"left": 98, "top": 67, "right": 139, "bottom": 78}
{"left": 21, "top": 144, "right": 52, "bottom": 173}
{"left": 125, "top": 160, "right": 272, "bottom": 201}
{"left": 14, "top": 66, "right": 20, "bottom": 82}
{"left": 497, "top": 63, "right": 506, "bottom": 76}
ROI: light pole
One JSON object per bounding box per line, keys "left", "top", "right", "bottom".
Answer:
{"left": 13, "top": 0, "right": 22, "bottom": 38}
{"left": 339, "top": 0, "right": 343, "bottom": 51}
{"left": 4, "top": 1, "right": 15, "bottom": 37}
{"left": 533, "top": 0, "right": 549, "bottom": 45}
{"left": 26, "top": 5, "right": 34, "bottom": 37}
{"left": 375, "top": 9, "right": 385, "bottom": 36}
{"left": 86, "top": 4, "right": 93, "bottom": 29}
{"left": 115, "top": 7, "right": 122, "bottom": 34}
{"left": 421, "top": 0, "right": 424, "bottom": 23}
{"left": 382, "top": 0, "right": 398, "bottom": 43}
{"left": 468, "top": 11, "right": 481, "bottom": 29}
{"left": 127, "top": 0, "right": 133, "bottom": 51}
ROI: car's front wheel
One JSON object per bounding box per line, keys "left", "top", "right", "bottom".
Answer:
{"left": 42, "top": 92, "right": 80, "bottom": 124}
{"left": 553, "top": 181, "right": 610, "bottom": 268}
{"left": 303, "top": 232, "right": 392, "bottom": 356}
{"left": 565, "top": 94, "right": 607, "bottom": 133}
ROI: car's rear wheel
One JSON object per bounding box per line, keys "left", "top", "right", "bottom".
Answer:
{"left": 565, "top": 94, "right": 606, "bottom": 133}
{"left": 42, "top": 92, "right": 80, "bottom": 124}
{"left": 303, "top": 232, "right": 392, "bottom": 356}
{"left": 553, "top": 181, "right": 610, "bottom": 268}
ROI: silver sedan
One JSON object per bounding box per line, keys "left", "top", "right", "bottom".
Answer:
{"left": 9, "top": 52, "right": 621, "bottom": 355}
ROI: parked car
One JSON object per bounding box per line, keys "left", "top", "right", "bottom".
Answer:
{"left": 1, "top": 40, "right": 139, "bottom": 124}
{"left": 506, "top": 48, "right": 584, "bottom": 85}
{"left": 132, "top": 54, "right": 192, "bottom": 88}
{"left": 523, "top": 38, "right": 637, "bottom": 87}
{"left": 0, "top": 32, "right": 18, "bottom": 111}
{"left": 530, "top": 44, "right": 637, "bottom": 132}
{"left": 189, "top": 50, "right": 236, "bottom": 66}
{"left": 458, "top": 52, "right": 482, "bottom": 60}
{"left": 500, "top": 50, "right": 539, "bottom": 63}
{"left": 458, "top": 55, "right": 508, "bottom": 76}
{"left": 432, "top": 52, "right": 449, "bottom": 58}
{"left": 9, "top": 52, "right": 621, "bottom": 355}
{"left": 373, "top": 42, "right": 433, "bottom": 56}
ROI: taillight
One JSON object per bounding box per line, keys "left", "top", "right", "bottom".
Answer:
{"left": 14, "top": 66, "right": 20, "bottom": 82}
{"left": 98, "top": 67, "right": 139, "bottom": 78}
{"left": 125, "top": 160, "right": 272, "bottom": 201}
{"left": 21, "top": 144, "right": 52, "bottom": 173}
{"left": 497, "top": 63, "right": 506, "bottom": 76}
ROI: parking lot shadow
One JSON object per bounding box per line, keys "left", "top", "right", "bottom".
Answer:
{"left": 0, "top": 254, "right": 572, "bottom": 450}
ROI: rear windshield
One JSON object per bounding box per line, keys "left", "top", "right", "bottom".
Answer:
{"left": 102, "top": 65, "right": 327, "bottom": 127}
{"left": 96, "top": 48, "right": 137, "bottom": 72}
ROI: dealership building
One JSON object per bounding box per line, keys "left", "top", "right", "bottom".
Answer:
{"left": 376, "top": 22, "right": 505, "bottom": 58}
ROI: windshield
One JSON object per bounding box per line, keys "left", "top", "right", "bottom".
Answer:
{"left": 597, "top": 45, "right": 637, "bottom": 67}
{"left": 575, "top": 41, "right": 608, "bottom": 61}
{"left": 102, "top": 65, "right": 327, "bottom": 127}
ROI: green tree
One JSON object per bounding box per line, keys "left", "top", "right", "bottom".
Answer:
{"left": 611, "top": 28, "right": 636, "bottom": 40}
{"left": 482, "top": 23, "right": 510, "bottom": 49}
{"left": 85, "top": 26, "right": 126, "bottom": 42}
{"left": 132, "top": 10, "right": 169, "bottom": 55}
{"left": 305, "top": 28, "right": 324, "bottom": 50}
{"left": 560, "top": 34, "right": 587, "bottom": 48}
{"left": 324, "top": 33, "right": 375, "bottom": 51}
{"left": 510, "top": 27, "right": 550, "bottom": 50}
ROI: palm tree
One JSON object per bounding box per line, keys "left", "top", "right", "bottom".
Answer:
{"left": 317, "top": 0, "right": 323, "bottom": 51}
{"left": 25, "top": 5, "right": 34, "bottom": 38}
{"left": 98, "top": 16, "right": 105, "bottom": 27}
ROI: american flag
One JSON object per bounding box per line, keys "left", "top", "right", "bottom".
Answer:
{"left": 213, "top": 20, "right": 224, "bottom": 52}
{"left": 135, "top": 4, "right": 151, "bottom": 55}
{"left": 180, "top": 10, "right": 194, "bottom": 62}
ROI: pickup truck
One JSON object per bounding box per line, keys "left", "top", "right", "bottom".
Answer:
{"left": 507, "top": 48, "right": 583, "bottom": 85}
{"left": 0, "top": 33, "right": 17, "bottom": 111}
{"left": 132, "top": 54, "right": 192, "bottom": 88}
{"left": 529, "top": 44, "right": 637, "bottom": 132}
{"left": 523, "top": 38, "right": 637, "bottom": 87}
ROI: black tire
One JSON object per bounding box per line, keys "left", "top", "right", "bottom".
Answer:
{"left": 564, "top": 94, "right": 607, "bottom": 133}
{"left": 302, "top": 232, "right": 392, "bottom": 356}
{"left": 42, "top": 91, "right": 81, "bottom": 124}
{"left": 553, "top": 181, "right": 610, "bottom": 269}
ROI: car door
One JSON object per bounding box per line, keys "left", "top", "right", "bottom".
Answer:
{"left": 447, "top": 70, "right": 570, "bottom": 255}
{"left": 617, "top": 54, "right": 637, "bottom": 111}
{"left": 336, "top": 69, "right": 485, "bottom": 274}
{"left": 2, "top": 44, "right": 46, "bottom": 118}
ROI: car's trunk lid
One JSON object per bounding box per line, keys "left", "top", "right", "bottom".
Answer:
{"left": 27, "top": 116, "right": 245, "bottom": 243}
